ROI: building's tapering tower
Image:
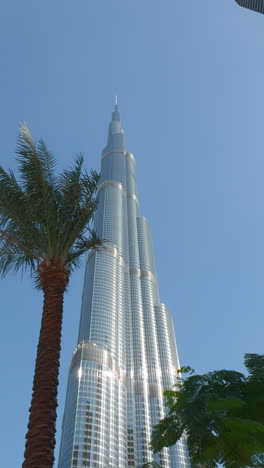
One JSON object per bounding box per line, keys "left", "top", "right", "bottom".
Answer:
{"left": 58, "top": 104, "right": 190, "bottom": 468}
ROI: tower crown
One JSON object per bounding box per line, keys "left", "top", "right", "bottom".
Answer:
{"left": 103, "top": 99, "right": 126, "bottom": 154}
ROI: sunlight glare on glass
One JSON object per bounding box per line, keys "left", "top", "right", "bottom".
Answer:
{"left": 78, "top": 367, "right": 82, "bottom": 380}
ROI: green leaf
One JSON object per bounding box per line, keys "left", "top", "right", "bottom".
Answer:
{"left": 178, "top": 366, "right": 195, "bottom": 375}
{"left": 207, "top": 398, "right": 246, "bottom": 411}
{"left": 222, "top": 417, "right": 264, "bottom": 434}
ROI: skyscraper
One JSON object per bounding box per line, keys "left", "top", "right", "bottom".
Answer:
{"left": 58, "top": 103, "right": 190, "bottom": 467}
{"left": 234, "top": 0, "right": 264, "bottom": 13}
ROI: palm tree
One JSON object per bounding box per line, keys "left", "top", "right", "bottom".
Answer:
{"left": 0, "top": 124, "right": 102, "bottom": 467}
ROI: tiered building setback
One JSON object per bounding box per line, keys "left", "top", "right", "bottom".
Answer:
{"left": 58, "top": 104, "right": 190, "bottom": 467}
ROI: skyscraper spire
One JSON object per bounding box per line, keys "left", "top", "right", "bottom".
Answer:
{"left": 104, "top": 100, "right": 125, "bottom": 153}
{"left": 58, "top": 106, "right": 190, "bottom": 467}
{"left": 114, "top": 96, "right": 119, "bottom": 117}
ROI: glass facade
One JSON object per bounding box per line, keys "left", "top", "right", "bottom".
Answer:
{"left": 58, "top": 104, "right": 190, "bottom": 467}
{"left": 235, "top": 0, "right": 264, "bottom": 13}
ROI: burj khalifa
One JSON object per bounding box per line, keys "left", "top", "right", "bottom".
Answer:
{"left": 58, "top": 103, "right": 190, "bottom": 467}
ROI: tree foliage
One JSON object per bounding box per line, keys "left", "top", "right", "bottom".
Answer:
{"left": 150, "top": 354, "right": 264, "bottom": 468}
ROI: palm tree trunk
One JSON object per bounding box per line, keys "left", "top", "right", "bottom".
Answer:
{"left": 22, "top": 271, "right": 67, "bottom": 468}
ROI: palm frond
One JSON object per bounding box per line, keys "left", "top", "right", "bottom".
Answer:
{"left": 58, "top": 154, "right": 84, "bottom": 205}
{"left": 36, "top": 138, "right": 57, "bottom": 188}
{"left": 0, "top": 229, "right": 40, "bottom": 260}
{"left": 16, "top": 124, "right": 58, "bottom": 254}
{"left": 54, "top": 158, "right": 100, "bottom": 259}
{"left": 0, "top": 125, "right": 102, "bottom": 284}
{"left": 0, "top": 167, "right": 33, "bottom": 225}
{"left": 0, "top": 234, "right": 37, "bottom": 277}
{"left": 17, "top": 123, "right": 54, "bottom": 194}
{"left": 66, "top": 230, "right": 103, "bottom": 270}
{"left": 0, "top": 169, "right": 50, "bottom": 254}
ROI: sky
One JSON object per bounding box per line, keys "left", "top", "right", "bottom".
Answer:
{"left": 0, "top": 1, "right": 263, "bottom": 466}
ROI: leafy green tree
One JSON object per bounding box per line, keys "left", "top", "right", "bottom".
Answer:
{"left": 150, "top": 354, "right": 264, "bottom": 468}
{"left": 0, "top": 124, "right": 102, "bottom": 467}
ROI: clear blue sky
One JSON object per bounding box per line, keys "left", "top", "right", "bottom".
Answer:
{"left": 0, "top": 1, "right": 263, "bottom": 466}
